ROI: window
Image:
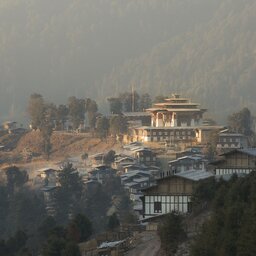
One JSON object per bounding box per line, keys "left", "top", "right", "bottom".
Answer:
{"left": 154, "top": 202, "right": 162, "bottom": 213}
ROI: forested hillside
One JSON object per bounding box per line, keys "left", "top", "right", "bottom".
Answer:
{"left": 190, "top": 173, "right": 256, "bottom": 256}
{"left": 0, "top": 0, "right": 255, "bottom": 122}
{"left": 100, "top": 0, "right": 256, "bottom": 121}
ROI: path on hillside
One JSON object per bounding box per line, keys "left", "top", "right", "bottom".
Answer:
{"left": 125, "top": 231, "right": 161, "bottom": 256}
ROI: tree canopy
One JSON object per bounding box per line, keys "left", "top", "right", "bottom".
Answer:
{"left": 190, "top": 172, "right": 256, "bottom": 256}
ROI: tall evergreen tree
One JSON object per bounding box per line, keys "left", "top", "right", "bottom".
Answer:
{"left": 27, "top": 93, "right": 45, "bottom": 129}
{"left": 54, "top": 163, "right": 83, "bottom": 224}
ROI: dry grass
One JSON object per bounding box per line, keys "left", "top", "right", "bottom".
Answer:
{"left": 1, "top": 131, "right": 121, "bottom": 165}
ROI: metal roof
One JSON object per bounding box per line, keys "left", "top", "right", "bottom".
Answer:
{"left": 124, "top": 182, "right": 139, "bottom": 187}
{"left": 121, "top": 170, "right": 150, "bottom": 178}
{"left": 220, "top": 148, "right": 256, "bottom": 157}
{"left": 174, "top": 170, "right": 214, "bottom": 181}
{"left": 168, "top": 155, "right": 204, "bottom": 164}
{"left": 239, "top": 148, "right": 256, "bottom": 156}
{"left": 98, "top": 240, "right": 125, "bottom": 249}
{"left": 115, "top": 156, "right": 136, "bottom": 163}
{"left": 133, "top": 177, "right": 149, "bottom": 183}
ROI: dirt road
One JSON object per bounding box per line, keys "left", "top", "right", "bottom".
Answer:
{"left": 125, "top": 231, "right": 161, "bottom": 256}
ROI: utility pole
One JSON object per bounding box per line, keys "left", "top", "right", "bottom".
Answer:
{"left": 131, "top": 83, "right": 135, "bottom": 112}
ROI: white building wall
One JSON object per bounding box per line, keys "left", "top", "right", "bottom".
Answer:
{"left": 144, "top": 195, "right": 191, "bottom": 216}
{"left": 215, "top": 168, "right": 252, "bottom": 176}
{"left": 165, "top": 121, "right": 171, "bottom": 127}
{"left": 156, "top": 119, "right": 163, "bottom": 127}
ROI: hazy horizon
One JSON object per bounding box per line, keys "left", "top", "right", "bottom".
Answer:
{"left": 0, "top": 0, "right": 255, "bottom": 124}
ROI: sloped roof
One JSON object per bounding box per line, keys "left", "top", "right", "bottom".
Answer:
{"left": 168, "top": 155, "right": 204, "bottom": 164}
{"left": 98, "top": 240, "right": 125, "bottom": 249}
{"left": 121, "top": 170, "right": 150, "bottom": 179}
{"left": 36, "top": 167, "right": 59, "bottom": 173}
{"left": 174, "top": 170, "right": 214, "bottom": 181}
{"left": 220, "top": 148, "right": 256, "bottom": 157}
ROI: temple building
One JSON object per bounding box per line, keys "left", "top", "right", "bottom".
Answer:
{"left": 149, "top": 94, "right": 206, "bottom": 128}
{"left": 131, "top": 94, "right": 223, "bottom": 145}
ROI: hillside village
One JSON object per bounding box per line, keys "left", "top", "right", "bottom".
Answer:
{"left": 0, "top": 92, "right": 256, "bottom": 255}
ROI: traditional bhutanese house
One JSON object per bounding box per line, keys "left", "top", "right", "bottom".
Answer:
{"left": 132, "top": 94, "right": 223, "bottom": 145}
{"left": 123, "top": 177, "right": 153, "bottom": 203}
{"left": 132, "top": 148, "right": 157, "bottom": 166}
{"left": 141, "top": 170, "right": 213, "bottom": 219}
{"left": 216, "top": 133, "right": 248, "bottom": 151}
{"left": 113, "top": 156, "right": 137, "bottom": 170}
{"left": 161, "top": 155, "right": 207, "bottom": 178}
{"left": 121, "top": 170, "right": 151, "bottom": 185}
{"left": 211, "top": 148, "right": 256, "bottom": 176}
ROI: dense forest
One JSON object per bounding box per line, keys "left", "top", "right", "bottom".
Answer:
{"left": 101, "top": 0, "right": 256, "bottom": 121}
{"left": 1, "top": 0, "right": 255, "bottom": 123}
{"left": 0, "top": 164, "right": 131, "bottom": 255}
{"left": 190, "top": 173, "right": 256, "bottom": 256}
{"left": 157, "top": 173, "right": 256, "bottom": 255}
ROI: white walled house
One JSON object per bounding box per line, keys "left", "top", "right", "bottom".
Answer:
{"left": 141, "top": 170, "right": 213, "bottom": 218}
{"left": 160, "top": 155, "right": 207, "bottom": 178}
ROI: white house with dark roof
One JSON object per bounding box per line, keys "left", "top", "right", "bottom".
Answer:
{"left": 161, "top": 155, "right": 207, "bottom": 178}
{"left": 141, "top": 170, "right": 214, "bottom": 218}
